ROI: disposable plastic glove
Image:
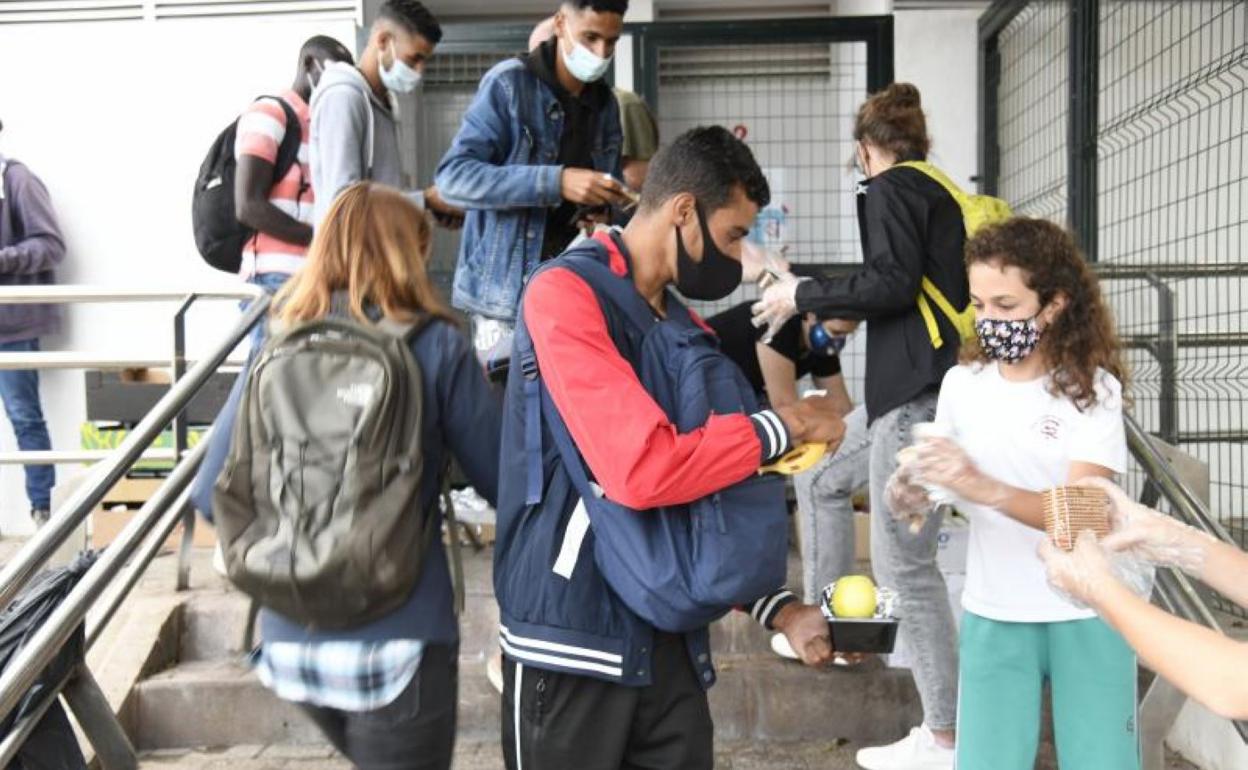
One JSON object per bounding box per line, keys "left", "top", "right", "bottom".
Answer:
{"left": 884, "top": 455, "right": 935, "bottom": 534}
{"left": 1039, "top": 528, "right": 1155, "bottom": 609}
{"left": 750, "top": 272, "right": 806, "bottom": 343}
{"left": 1039, "top": 530, "right": 1117, "bottom": 607}
{"left": 1083, "top": 476, "right": 1215, "bottom": 577}
{"left": 912, "top": 436, "right": 1010, "bottom": 509}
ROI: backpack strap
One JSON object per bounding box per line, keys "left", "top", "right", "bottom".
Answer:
{"left": 516, "top": 239, "right": 658, "bottom": 506}
{"left": 260, "top": 96, "right": 303, "bottom": 185}
{"left": 440, "top": 467, "right": 465, "bottom": 617}
{"left": 918, "top": 278, "right": 976, "bottom": 349}
{"left": 896, "top": 161, "right": 977, "bottom": 350}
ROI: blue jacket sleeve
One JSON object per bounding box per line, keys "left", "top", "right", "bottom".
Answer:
{"left": 433, "top": 70, "right": 564, "bottom": 211}
{"left": 191, "top": 361, "right": 250, "bottom": 523}
{"left": 431, "top": 323, "right": 502, "bottom": 507}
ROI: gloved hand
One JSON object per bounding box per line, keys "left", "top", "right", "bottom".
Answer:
{"left": 1038, "top": 530, "right": 1117, "bottom": 608}
{"left": 750, "top": 272, "right": 806, "bottom": 343}
{"left": 912, "top": 436, "right": 1009, "bottom": 508}
{"left": 1082, "top": 476, "right": 1215, "bottom": 577}
{"left": 885, "top": 455, "right": 934, "bottom": 534}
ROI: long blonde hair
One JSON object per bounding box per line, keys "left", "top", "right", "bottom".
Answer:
{"left": 274, "top": 182, "right": 455, "bottom": 326}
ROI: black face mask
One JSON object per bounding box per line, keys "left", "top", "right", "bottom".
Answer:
{"left": 674, "top": 204, "right": 742, "bottom": 301}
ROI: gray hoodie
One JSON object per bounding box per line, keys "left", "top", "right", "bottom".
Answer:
{"left": 309, "top": 62, "right": 423, "bottom": 224}
{"left": 0, "top": 156, "right": 63, "bottom": 342}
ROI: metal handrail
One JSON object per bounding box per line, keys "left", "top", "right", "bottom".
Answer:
{"left": 0, "top": 285, "right": 260, "bottom": 303}
{"left": 1126, "top": 414, "right": 1248, "bottom": 745}
{"left": 0, "top": 292, "right": 270, "bottom": 767}
{"left": 0, "top": 295, "right": 267, "bottom": 613}
{"left": 0, "top": 439, "right": 208, "bottom": 726}
{"left": 0, "top": 353, "right": 249, "bottom": 370}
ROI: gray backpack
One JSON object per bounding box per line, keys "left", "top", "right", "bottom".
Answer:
{"left": 213, "top": 315, "right": 453, "bottom": 629}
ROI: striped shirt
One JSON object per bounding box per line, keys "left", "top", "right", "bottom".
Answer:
{"left": 233, "top": 91, "right": 313, "bottom": 279}
{"left": 253, "top": 639, "right": 424, "bottom": 712}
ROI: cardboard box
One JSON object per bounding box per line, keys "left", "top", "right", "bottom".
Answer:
{"left": 89, "top": 476, "right": 216, "bottom": 551}
{"left": 854, "top": 512, "right": 871, "bottom": 562}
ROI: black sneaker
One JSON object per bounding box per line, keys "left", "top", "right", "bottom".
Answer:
{"left": 31, "top": 508, "right": 50, "bottom": 526}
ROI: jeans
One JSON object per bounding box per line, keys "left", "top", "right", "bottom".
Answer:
{"left": 868, "top": 391, "right": 959, "bottom": 732}
{"left": 793, "top": 404, "right": 871, "bottom": 603}
{"left": 0, "top": 339, "right": 53, "bottom": 511}
{"left": 245, "top": 272, "right": 290, "bottom": 349}
{"left": 299, "top": 643, "right": 458, "bottom": 770}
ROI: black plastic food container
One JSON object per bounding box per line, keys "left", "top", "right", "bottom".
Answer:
{"left": 827, "top": 617, "right": 900, "bottom": 654}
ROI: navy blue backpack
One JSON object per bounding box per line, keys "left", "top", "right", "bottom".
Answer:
{"left": 519, "top": 246, "right": 789, "bottom": 632}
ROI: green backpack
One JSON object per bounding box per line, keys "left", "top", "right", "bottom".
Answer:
{"left": 213, "top": 315, "right": 463, "bottom": 629}
{"left": 896, "top": 160, "right": 1013, "bottom": 349}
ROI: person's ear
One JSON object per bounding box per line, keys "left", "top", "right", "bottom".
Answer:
{"left": 554, "top": 10, "right": 568, "bottom": 42}
{"left": 856, "top": 142, "right": 870, "bottom": 175}
{"left": 668, "top": 193, "right": 696, "bottom": 228}
{"left": 1041, "top": 292, "right": 1068, "bottom": 327}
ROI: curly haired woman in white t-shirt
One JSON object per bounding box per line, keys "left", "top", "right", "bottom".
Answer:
{"left": 893, "top": 217, "right": 1139, "bottom": 770}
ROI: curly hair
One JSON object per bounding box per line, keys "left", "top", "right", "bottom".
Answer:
{"left": 963, "top": 218, "right": 1127, "bottom": 411}
{"left": 853, "top": 82, "right": 930, "bottom": 161}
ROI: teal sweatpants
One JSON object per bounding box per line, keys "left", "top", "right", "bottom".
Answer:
{"left": 956, "top": 611, "right": 1140, "bottom": 770}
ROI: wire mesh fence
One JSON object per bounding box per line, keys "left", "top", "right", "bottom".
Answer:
{"left": 655, "top": 40, "right": 871, "bottom": 401}
{"left": 1096, "top": 0, "right": 1248, "bottom": 583}
{"left": 995, "top": 0, "right": 1070, "bottom": 222}
{"left": 984, "top": 0, "right": 1248, "bottom": 618}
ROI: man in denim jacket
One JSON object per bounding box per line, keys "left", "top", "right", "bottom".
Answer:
{"left": 435, "top": 0, "right": 632, "bottom": 369}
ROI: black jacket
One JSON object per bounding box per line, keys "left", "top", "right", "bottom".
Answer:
{"left": 795, "top": 164, "right": 967, "bottom": 423}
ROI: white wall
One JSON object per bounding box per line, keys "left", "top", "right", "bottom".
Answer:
{"left": 894, "top": 8, "right": 981, "bottom": 190}
{"left": 0, "top": 15, "right": 356, "bottom": 534}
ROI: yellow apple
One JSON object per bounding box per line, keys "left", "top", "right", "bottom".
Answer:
{"left": 831, "top": 575, "right": 878, "bottom": 619}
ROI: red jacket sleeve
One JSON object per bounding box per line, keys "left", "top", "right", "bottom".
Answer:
{"left": 525, "top": 267, "right": 763, "bottom": 510}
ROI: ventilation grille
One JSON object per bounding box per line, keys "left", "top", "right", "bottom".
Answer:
{"left": 424, "top": 51, "right": 520, "bottom": 88}
{"left": 152, "top": 0, "right": 355, "bottom": 20}
{"left": 0, "top": 1, "right": 143, "bottom": 24}
{"left": 659, "top": 43, "right": 834, "bottom": 83}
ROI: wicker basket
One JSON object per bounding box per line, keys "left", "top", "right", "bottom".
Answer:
{"left": 1043, "top": 486, "right": 1110, "bottom": 551}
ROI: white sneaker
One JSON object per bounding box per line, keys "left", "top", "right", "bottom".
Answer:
{"left": 212, "top": 543, "right": 228, "bottom": 578}
{"left": 856, "top": 725, "right": 954, "bottom": 770}
{"left": 770, "top": 632, "right": 799, "bottom": 660}
{"left": 449, "top": 487, "right": 496, "bottom": 527}
{"left": 486, "top": 651, "right": 505, "bottom": 695}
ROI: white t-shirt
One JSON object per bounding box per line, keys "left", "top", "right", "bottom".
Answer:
{"left": 933, "top": 363, "right": 1127, "bottom": 623}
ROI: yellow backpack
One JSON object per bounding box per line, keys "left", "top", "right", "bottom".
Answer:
{"left": 896, "top": 161, "right": 1013, "bottom": 349}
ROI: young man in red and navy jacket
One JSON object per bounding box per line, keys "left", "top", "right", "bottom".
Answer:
{"left": 493, "top": 126, "right": 845, "bottom": 769}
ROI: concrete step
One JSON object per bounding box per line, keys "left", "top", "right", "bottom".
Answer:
{"left": 134, "top": 544, "right": 924, "bottom": 750}
{"left": 138, "top": 740, "right": 871, "bottom": 769}
{"left": 134, "top": 643, "right": 920, "bottom": 751}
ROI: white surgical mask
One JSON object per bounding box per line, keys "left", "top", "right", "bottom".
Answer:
{"left": 380, "top": 41, "right": 422, "bottom": 94}
{"left": 560, "top": 36, "right": 611, "bottom": 83}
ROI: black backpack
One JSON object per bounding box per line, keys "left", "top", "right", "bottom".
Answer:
{"left": 192, "top": 96, "right": 303, "bottom": 274}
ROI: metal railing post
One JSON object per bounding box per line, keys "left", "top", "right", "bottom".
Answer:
{"left": 1144, "top": 273, "right": 1179, "bottom": 445}
{"left": 173, "top": 295, "right": 196, "bottom": 591}
{"left": 61, "top": 665, "right": 137, "bottom": 770}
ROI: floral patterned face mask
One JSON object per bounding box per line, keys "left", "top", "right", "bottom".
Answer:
{"left": 975, "top": 316, "right": 1042, "bottom": 364}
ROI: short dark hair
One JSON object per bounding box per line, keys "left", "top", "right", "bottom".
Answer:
{"left": 562, "top": 0, "right": 629, "bottom": 14}
{"left": 640, "top": 126, "right": 770, "bottom": 213}
{"left": 379, "top": 0, "right": 443, "bottom": 44}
